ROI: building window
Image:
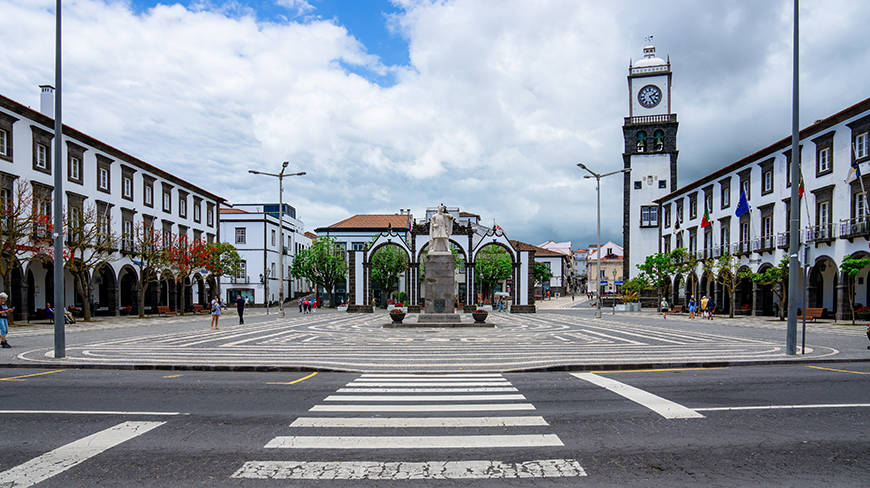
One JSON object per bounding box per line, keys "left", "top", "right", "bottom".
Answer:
{"left": 856, "top": 192, "right": 867, "bottom": 222}
{"left": 663, "top": 235, "right": 671, "bottom": 253}
{"left": 658, "top": 180, "right": 667, "bottom": 189}
{"left": 664, "top": 205, "right": 671, "bottom": 227}
{"left": 235, "top": 227, "right": 246, "bottom": 245}
{"left": 640, "top": 206, "right": 658, "bottom": 227}
{"left": 819, "top": 147, "right": 831, "bottom": 174}
{"left": 634, "top": 181, "right": 641, "bottom": 189}
{"left": 123, "top": 176, "right": 132, "bottom": 199}
{"left": 70, "top": 157, "right": 80, "bottom": 181}
{"left": 689, "top": 195, "right": 697, "bottom": 219}
{"left": 689, "top": 232, "right": 697, "bottom": 254}
{"left": 818, "top": 200, "right": 830, "bottom": 226}
{"left": 742, "top": 180, "right": 749, "bottom": 198}
{"left": 653, "top": 129, "right": 664, "bottom": 152}
{"left": 193, "top": 199, "right": 201, "bottom": 223}
{"left": 98, "top": 167, "right": 109, "bottom": 190}
{"left": 721, "top": 227, "right": 730, "bottom": 247}
{"left": 762, "top": 170, "right": 772, "bottom": 194}
{"left": 36, "top": 143, "right": 48, "bottom": 169}
{"left": 762, "top": 216, "right": 772, "bottom": 236}
{"left": 271, "top": 229, "right": 276, "bottom": 246}
{"left": 0, "top": 129, "right": 6, "bottom": 157}
{"left": 636, "top": 131, "right": 646, "bottom": 153}
{"left": 741, "top": 222, "right": 750, "bottom": 242}
{"left": 721, "top": 184, "right": 730, "bottom": 208}
{"left": 271, "top": 262, "right": 276, "bottom": 276}
{"left": 143, "top": 178, "right": 154, "bottom": 207}
{"left": 207, "top": 206, "right": 214, "bottom": 227}
{"left": 238, "top": 260, "right": 247, "bottom": 280}
{"left": 856, "top": 132, "right": 868, "bottom": 159}
{"left": 179, "top": 198, "right": 186, "bottom": 218}
{"left": 163, "top": 191, "right": 171, "bottom": 212}
{"left": 123, "top": 219, "right": 133, "bottom": 250}
{"left": 352, "top": 242, "right": 365, "bottom": 251}
{"left": 706, "top": 194, "right": 713, "bottom": 212}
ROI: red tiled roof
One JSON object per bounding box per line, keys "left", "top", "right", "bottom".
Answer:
{"left": 321, "top": 214, "right": 412, "bottom": 230}
{"left": 304, "top": 231, "right": 317, "bottom": 239}
{"left": 510, "top": 240, "right": 566, "bottom": 257}
{"left": 220, "top": 208, "right": 249, "bottom": 214}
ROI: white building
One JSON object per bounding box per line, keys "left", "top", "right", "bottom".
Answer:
{"left": 219, "top": 203, "right": 312, "bottom": 307}
{"left": 655, "top": 95, "right": 870, "bottom": 320}
{"left": 0, "top": 87, "right": 223, "bottom": 318}
{"left": 622, "top": 43, "right": 679, "bottom": 280}
{"left": 537, "top": 240, "right": 574, "bottom": 295}
{"left": 586, "top": 241, "right": 624, "bottom": 295}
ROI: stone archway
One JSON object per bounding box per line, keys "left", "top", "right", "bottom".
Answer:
{"left": 367, "top": 240, "right": 413, "bottom": 309}
{"left": 93, "top": 264, "right": 117, "bottom": 316}
{"left": 809, "top": 255, "right": 838, "bottom": 316}
{"left": 118, "top": 265, "right": 138, "bottom": 315}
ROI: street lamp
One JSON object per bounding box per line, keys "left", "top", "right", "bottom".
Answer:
{"left": 249, "top": 163, "right": 306, "bottom": 319}
{"left": 577, "top": 163, "right": 630, "bottom": 319}
{"left": 259, "top": 270, "right": 270, "bottom": 315}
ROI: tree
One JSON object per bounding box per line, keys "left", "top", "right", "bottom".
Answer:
{"left": 128, "top": 222, "right": 167, "bottom": 319}
{"left": 63, "top": 202, "right": 119, "bottom": 321}
{"left": 163, "top": 237, "right": 210, "bottom": 315}
{"left": 474, "top": 245, "right": 512, "bottom": 304}
{"left": 751, "top": 256, "right": 789, "bottom": 321}
{"left": 291, "top": 236, "right": 347, "bottom": 308}
{"left": 201, "top": 241, "right": 243, "bottom": 301}
{"left": 370, "top": 243, "right": 408, "bottom": 306}
{"left": 637, "top": 250, "right": 676, "bottom": 308}
{"left": 0, "top": 177, "right": 51, "bottom": 323}
{"left": 713, "top": 253, "right": 754, "bottom": 317}
{"left": 620, "top": 276, "right": 652, "bottom": 303}
{"left": 533, "top": 262, "right": 553, "bottom": 287}
{"left": 840, "top": 256, "right": 870, "bottom": 324}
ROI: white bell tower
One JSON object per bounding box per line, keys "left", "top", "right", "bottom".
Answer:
{"left": 623, "top": 39, "right": 678, "bottom": 281}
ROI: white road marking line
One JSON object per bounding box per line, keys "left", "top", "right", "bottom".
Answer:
{"left": 232, "top": 458, "right": 587, "bottom": 480}
{"left": 310, "top": 403, "right": 536, "bottom": 412}
{"left": 352, "top": 377, "right": 509, "bottom": 382}
{"left": 324, "top": 394, "right": 526, "bottom": 402}
{"left": 361, "top": 373, "right": 502, "bottom": 379}
{"left": 337, "top": 387, "right": 518, "bottom": 393}
{"left": 571, "top": 372, "right": 705, "bottom": 419}
{"left": 346, "top": 382, "right": 513, "bottom": 387}
{"left": 0, "top": 410, "right": 182, "bottom": 416}
{"left": 0, "top": 421, "right": 165, "bottom": 488}
{"left": 289, "top": 416, "right": 549, "bottom": 428}
{"left": 265, "top": 434, "right": 564, "bottom": 449}
{"left": 695, "top": 403, "right": 870, "bottom": 411}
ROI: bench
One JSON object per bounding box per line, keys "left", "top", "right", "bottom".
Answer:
{"left": 797, "top": 307, "right": 827, "bottom": 321}
{"left": 192, "top": 304, "right": 205, "bottom": 314}
{"left": 156, "top": 306, "right": 177, "bottom": 316}
{"left": 672, "top": 305, "right": 683, "bottom": 313}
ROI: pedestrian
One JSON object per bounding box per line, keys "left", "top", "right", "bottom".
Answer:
{"left": 707, "top": 297, "right": 716, "bottom": 320}
{"left": 571, "top": 293, "right": 575, "bottom": 302}
{"left": 210, "top": 296, "right": 221, "bottom": 329}
{"left": 661, "top": 298, "right": 669, "bottom": 319}
{"left": 303, "top": 299, "right": 310, "bottom": 314}
{"left": 688, "top": 295, "right": 696, "bottom": 320}
{"left": 700, "top": 296, "right": 709, "bottom": 319}
{"left": 311, "top": 299, "right": 317, "bottom": 314}
{"left": 299, "top": 298, "right": 303, "bottom": 313}
{"left": 235, "top": 294, "right": 246, "bottom": 325}
{"left": 0, "top": 292, "right": 13, "bottom": 348}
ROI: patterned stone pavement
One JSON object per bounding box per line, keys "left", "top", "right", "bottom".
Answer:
{"left": 5, "top": 301, "right": 866, "bottom": 372}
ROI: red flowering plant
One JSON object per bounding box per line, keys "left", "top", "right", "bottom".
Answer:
{"left": 389, "top": 308, "right": 405, "bottom": 314}
{"left": 855, "top": 306, "right": 870, "bottom": 313}
{"left": 740, "top": 304, "right": 751, "bottom": 310}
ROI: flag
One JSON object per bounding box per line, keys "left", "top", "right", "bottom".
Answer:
{"left": 847, "top": 142, "right": 863, "bottom": 184}
{"left": 495, "top": 224, "right": 503, "bottom": 232}
{"left": 675, "top": 218, "right": 680, "bottom": 230}
{"left": 798, "top": 173, "right": 805, "bottom": 199}
{"left": 735, "top": 190, "right": 750, "bottom": 217}
{"left": 700, "top": 206, "right": 711, "bottom": 228}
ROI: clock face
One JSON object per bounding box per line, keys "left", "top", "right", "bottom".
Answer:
{"left": 638, "top": 84, "right": 662, "bottom": 108}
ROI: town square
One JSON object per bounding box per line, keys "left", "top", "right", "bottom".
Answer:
{"left": 0, "top": 0, "right": 869, "bottom": 486}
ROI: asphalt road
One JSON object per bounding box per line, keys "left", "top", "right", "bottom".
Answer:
{"left": 1, "top": 364, "right": 868, "bottom": 486}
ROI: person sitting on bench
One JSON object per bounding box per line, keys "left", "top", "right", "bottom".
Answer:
{"left": 44, "top": 303, "right": 54, "bottom": 320}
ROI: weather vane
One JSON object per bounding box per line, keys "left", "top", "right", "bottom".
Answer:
{"left": 645, "top": 35, "right": 653, "bottom": 44}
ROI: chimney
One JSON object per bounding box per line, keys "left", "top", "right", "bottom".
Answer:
{"left": 39, "top": 85, "right": 55, "bottom": 118}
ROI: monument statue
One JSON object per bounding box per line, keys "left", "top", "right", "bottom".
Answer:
{"left": 428, "top": 204, "right": 454, "bottom": 253}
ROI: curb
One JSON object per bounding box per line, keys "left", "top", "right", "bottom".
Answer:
{"left": 2, "top": 357, "right": 868, "bottom": 374}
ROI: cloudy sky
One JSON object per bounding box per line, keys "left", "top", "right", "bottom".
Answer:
{"left": 2, "top": 0, "right": 868, "bottom": 249}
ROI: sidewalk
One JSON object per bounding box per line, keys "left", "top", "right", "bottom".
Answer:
{"left": 1, "top": 301, "right": 867, "bottom": 373}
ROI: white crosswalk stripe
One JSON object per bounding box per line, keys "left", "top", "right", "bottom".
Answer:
{"left": 234, "top": 373, "right": 586, "bottom": 481}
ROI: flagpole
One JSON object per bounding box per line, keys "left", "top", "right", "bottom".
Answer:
{"left": 852, "top": 143, "right": 870, "bottom": 220}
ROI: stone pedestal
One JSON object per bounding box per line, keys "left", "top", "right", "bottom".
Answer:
{"left": 423, "top": 253, "right": 455, "bottom": 314}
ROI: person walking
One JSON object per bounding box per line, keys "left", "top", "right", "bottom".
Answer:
{"left": 688, "top": 295, "right": 697, "bottom": 320}
{"left": 661, "top": 298, "right": 669, "bottom": 319}
{"left": 235, "top": 294, "right": 246, "bottom": 325}
{"left": 298, "top": 298, "right": 303, "bottom": 313}
{"left": 311, "top": 299, "right": 317, "bottom": 314}
{"left": 0, "top": 292, "right": 13, "bottom": 348}
{"left": 210, "top": 296, "right": 221, "bottom": 329}
{"left": 707, "top": 297, "right": 716, "bottom": 320}
{"left": 700, "top": 296, "right": 709, "bottom": 320}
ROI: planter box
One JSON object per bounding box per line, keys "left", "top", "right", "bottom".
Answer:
{"left": 387, "top": 305, "right": 407, "bottom": 313}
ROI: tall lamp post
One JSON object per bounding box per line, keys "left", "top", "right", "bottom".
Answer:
{"left": 612, "top": 268, "right": 618, "bottom": 315}
{"left": 249, "top": 163, "right": 306, "bottom": 319}
{"left": 577, "top": 163, "right": 630, "bottom": 319}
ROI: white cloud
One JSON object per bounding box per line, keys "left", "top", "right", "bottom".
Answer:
{"left": 0, "top": 0, "right": 868, "bottom": 247}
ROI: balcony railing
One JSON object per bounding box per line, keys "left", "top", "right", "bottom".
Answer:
{"left": 839, "top": 217, "right": 869, "bottom": 241}
{"left": 624, "top": 114, "right": 678, "bottom": 125}
{"left": 752, "top": 236, "right": 775, "bottom": 252}
{"left": 805, "top": 223, "right": 836, "bottom": 243}
{"left": 731, "top": 241, "right": 751, "bottom": 255}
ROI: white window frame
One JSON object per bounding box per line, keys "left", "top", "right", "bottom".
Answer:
{"left": 144, "top": 185, "right": 153, "bottom": 205}
{"left": 271, "top": 229, "right": 276, "bottom": 247}
{"left": 123, "top": 220, "right": 133, "bottom": 249}
{"left": 235, "top": 227, "right": 246, "bottom": 245}
{"left": 762, "top": 216, "right": 772, "bottom": 237}
{"left": 722, "top": 186, "right": 730, "bottom": 207}
{"left": 36, "top": 143, "right": 48, "bottom": 169}
{"left": 857, "top": 192, "right": 867, "bottom": 222}
{"left": 71, "top": 156, "right": 80, "bottom": 181}
{"left": 238, "top": 260, "right": 246, "bottom": 280}
{"left": 819, "top": 147, "right": 831, "bottom": 173}
{"left": 742, "top": 180, "right": 749, "bottom": 198}
{"left": 179, "top": 198, "right": 186, "bottom": 217}
{"left": 857, "top": 132, "right": 869, "bottom": 159}
{"left": 163, "top": 191, "right": 171, "bottom": 212}
{"left": 193, "top": 204, "right": 201, "bottom": 222}
{"left": 98, "top": 167, "right": 109, "bottom": 190}
{"left": 763, "top": 171, "right": 772, "bottom": 192}
{"left": 818, "top": 201, "right": 830, "bottom": 226}
{"left": 123, "top": 176, "right": 132, "bottom": 198}
{"left": 640, "top": 206, "right": 658, "bottom": 227}
{"left": 0, "top": 129, "right": 6, "bottom": 156}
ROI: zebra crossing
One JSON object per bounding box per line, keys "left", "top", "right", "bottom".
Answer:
{"left": 232, "top": 373, "right": 587, "bottom": 480}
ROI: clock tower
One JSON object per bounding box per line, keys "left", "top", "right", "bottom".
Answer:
{"left": 623, "top": 41, "right": 678, "bottom": 281}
